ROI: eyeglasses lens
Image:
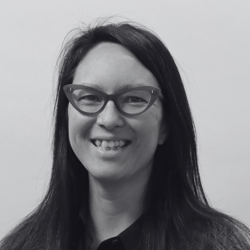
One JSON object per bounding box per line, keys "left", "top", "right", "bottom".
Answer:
{"left": 117, "top": 90, "right": 151, "bottom": 114}
{"left": 72, "top": 89, "right": 105, "bottom": 113}
{"left": 71, "top": 89, "right": 151, "bottom": 115}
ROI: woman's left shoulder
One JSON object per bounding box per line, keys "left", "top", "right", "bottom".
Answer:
{"left": 204, "top": 216, "right": 250, "bottom": 250}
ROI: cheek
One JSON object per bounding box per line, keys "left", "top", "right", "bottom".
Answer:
{"left": 135, "top": 109, "right": 164, "bottom": 147}
{"left": 67, "top": 105, "right": 92, "bottom": 149}
{"left": 68, "top": 106, "right": 80, "bottom": 144}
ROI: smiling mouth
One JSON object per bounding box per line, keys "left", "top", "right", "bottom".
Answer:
{"left": 91, "top": 139, "right": 131, "bottom": 150}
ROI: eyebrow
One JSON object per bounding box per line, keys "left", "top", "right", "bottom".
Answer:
{"left": 78, "top": 82, "right": 149, "bottom": 92}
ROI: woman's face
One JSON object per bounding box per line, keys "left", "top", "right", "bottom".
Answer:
{"left": 68, "top": 43, "right": 167, "bottom": 183}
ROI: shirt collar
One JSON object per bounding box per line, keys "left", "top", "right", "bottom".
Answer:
{"left": 77, "top": 205, "right": 144, "bottom": 250}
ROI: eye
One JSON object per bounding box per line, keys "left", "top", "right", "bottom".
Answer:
{"left": 78, "top": 95, "right": 102, "bottom": 103}
{"left": 124, "top": 96, "right": 148, "bottom": 103}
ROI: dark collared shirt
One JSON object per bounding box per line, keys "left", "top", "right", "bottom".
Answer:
{"left": 77, "top": 211, "right": 143, "bottom": 250}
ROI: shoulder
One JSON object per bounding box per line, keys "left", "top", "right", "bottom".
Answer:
{"left": 204, "top": 216, "right": 250, "bottom": 250}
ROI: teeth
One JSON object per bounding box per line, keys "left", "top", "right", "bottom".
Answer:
{"left": 94, "top": 140, "right": 128, "bottom": 149}
{"left": 119, "top": 140, "right": 125, "bottom": 147}
{"left": 108, "top": 141, "right": 115, "bottom": 147}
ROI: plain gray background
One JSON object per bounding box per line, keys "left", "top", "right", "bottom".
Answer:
{"left": 0, "top": 0, "right": 249, "bottom": 238}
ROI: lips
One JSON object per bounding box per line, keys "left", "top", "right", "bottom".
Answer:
{"left": 91, "top": 139, "right": 131, "bottom": 150}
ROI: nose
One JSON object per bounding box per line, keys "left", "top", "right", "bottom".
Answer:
{"left": 96, "top": 101, "right": 125, "bottom": 130}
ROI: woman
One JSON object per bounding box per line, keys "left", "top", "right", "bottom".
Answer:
{"left": 1, "top": 21, "right": 250, "bottom": 250}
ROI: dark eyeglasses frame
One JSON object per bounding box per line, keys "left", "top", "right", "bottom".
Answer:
{"left": 63, "top": 84, "right": 161, "bottom": 117}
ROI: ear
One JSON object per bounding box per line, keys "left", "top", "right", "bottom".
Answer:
{"left": 158, "top": 123, "right": 169, "bottom": 145}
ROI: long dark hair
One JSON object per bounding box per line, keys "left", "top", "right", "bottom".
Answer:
{"left": 1, "top": 21, "right": 250, "bottom": 250}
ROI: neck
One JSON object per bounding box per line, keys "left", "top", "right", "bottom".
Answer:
{"left": 87, "top": 171, "right": 150, "bottom": 248}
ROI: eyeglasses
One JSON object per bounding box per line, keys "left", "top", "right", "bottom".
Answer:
{"left": 63, "top": 84, "right": 161, "bottom": 116}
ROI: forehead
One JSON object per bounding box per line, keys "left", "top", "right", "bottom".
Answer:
{"left": 72, "top": 42, "right": 159, "bottom": 92}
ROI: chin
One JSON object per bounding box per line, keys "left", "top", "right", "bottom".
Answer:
{"left": 87, "top": 167, "right": 125, "bottom": 183}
